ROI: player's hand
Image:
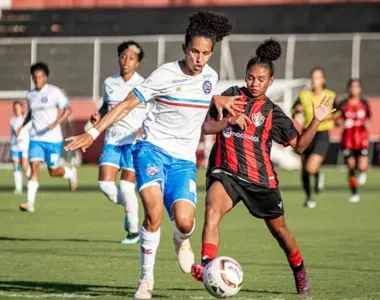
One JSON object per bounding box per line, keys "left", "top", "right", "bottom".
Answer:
{"left": 213, "top": 95, "right": 246, "bottom": 120}
{"left": 48, "top": 122, "right": 58, "bottom": 130}
{"left": 312, "top": 96, "right": 336, "bottom": 122}
{"left": 228, "top": 114, "right": 252, "bottom": 130}
{"left": 90, "top": 111, "right": 100, "bottom": 125}
{"left": 64, "top": 133, "right": 94, "bottom": 152}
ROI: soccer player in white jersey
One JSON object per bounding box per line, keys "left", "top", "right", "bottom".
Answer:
{"left": 89, "top": 41, "right": 145, "bottom": 244}
{"left": 65, "top": 11, "right": 244, "bottom": 299}
{"left": 18, "top": 62, "right": 78, "bottom": 212}
{"left": 10, "top": 100, "right": 31, "bottom": 194}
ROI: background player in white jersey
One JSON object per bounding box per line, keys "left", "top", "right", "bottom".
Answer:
{"left": 18, "top": 62, "right": 78, "bottom": 212}
{"left": 10, "top": 100, "right": 31, "bottom": 194}
{"left": 65, "top": 11, "right": 244, "bottom": 299}
{"left": 89, "top": 41, "right": 145, "bottom": 244}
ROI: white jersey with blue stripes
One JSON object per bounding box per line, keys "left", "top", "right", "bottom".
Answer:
{"left": 10, "top": 115, "right": 30, "bottom": 152}
{"left": 26, "top": 84, "right": 69, "bottom": 143}
{"left": 102, "top": 72, "right": 146, "bottom": 145}
{"left": 133, "top": 61, "right": 218, "bottom": 163}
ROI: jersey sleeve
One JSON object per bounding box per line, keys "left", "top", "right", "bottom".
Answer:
{"left": 55, "top": 88, "right": 69, "bottom": 109}
{"left": 272, "top": 105, "right": 299, "bottom": 146}
{"left": 133, "top": 68, "right": 167, "bottom": 103}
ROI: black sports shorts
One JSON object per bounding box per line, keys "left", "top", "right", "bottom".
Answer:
{"left": 206, "top": 172, "right": 284, "bottom": 220}
{"left": 343, "top": 148, "right": 369, "bottom": 159}
{"left": 304, "top": 130, "right": 330, "bottom": 157}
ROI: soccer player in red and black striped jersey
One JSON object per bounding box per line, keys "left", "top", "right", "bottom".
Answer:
{"left": 191, "top": 39, "right": 335, "bottom": 295}
{"left": 335, "top": 78, "right": 371, "bottom": 203}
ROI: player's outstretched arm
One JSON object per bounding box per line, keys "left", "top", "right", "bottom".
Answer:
{"left": 289, "top": 96, "right": 335, "bottom": 153}
{"left": 16, "top": 111, "right": 31, "bottom": 136}
{"left": 64, "top": 92, "right": 140, "bottom": 152}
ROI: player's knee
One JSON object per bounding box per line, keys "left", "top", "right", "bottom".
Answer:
{"left": 48, "top": 167, "right": 59, "bottom": 177}
{"left": 144, "top": 213, "right": 162, "bottom": 232}
{"left": 305, "top": 165, "right": 317, "bottom": 175}
{"left": 174, "top": 214, "right": 194, "bottom": 234}
{"left": 98, "top": 181, "right": 118, "bottom": 204}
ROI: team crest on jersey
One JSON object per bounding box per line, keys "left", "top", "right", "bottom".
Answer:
{"left": 222, "top": 126, "right": 232, "bottom": 138}
{"left": 251, "top": 112, "right": 265, "bottom": 127}
{"left": 41, "top": 97, "right": 48, "bottom": 103}
{"left": 146, "top": 164, "right": 159, "bottom": 176}
{"left": 203, "top": 80, "right": 212, "bottom": 94}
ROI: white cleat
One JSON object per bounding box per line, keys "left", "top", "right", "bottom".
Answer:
{"left": 304, "top": 200, "right": 317, "bottom": 209}
{"left": 134, "top": 279, "right": 154, "bottom": 299}
{"left": 13, "top": 189, "right": 22, "bottom": 195}
{"left": 19, "top": 203, "right": 35, "bottom": 212}
{"left": 348, "top": 194, "right": 360, "bottom": 203}
{"left": 358, "top": 172, "right": 367, "bottom": 186}
{"left": 173, "top": 238, "right": 195, "bottom": 273}
{"left": 69, "top": 167, "right": 78, "bottom": 192}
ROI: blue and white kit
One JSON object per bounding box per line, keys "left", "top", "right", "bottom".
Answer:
{"left": 132, "top": 61, "right": 218, "bottom": 219}
{"left": 10, "top": 115, "right": 30, "bottom": 161}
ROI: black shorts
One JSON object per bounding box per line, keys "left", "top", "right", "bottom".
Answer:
{"left": 304, "top": 130, "right": 330, "bottom": 157}
{"left": 206, "top": 172, "right": 284, "bottom": 220}
{"left": 343, "top": 148, "right": 369, "bottom": 159}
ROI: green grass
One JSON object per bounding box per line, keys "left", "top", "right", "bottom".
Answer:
{"left": 1, "top": 167, "right": 380, "bottom": 300}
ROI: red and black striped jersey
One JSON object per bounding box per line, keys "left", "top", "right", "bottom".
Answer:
{"left": 206, "top": 86, "right": 299, "bottom": 189}
{"left": 335, "top": 97, "right": 371, "bottom": 150}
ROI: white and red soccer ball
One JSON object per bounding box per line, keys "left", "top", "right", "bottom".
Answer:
{"left": 203, "top": 256, "right": 244, "bottom": 298}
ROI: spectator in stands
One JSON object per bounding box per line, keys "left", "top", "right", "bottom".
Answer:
{"left": 292, "top": 67, "right": 336, "bottom": 208}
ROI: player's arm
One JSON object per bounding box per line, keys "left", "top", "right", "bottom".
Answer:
{"left": 49, "top": 106, "right": 73, "bottom": 130}
{"left": 289, "top": 96, "right": 335, "bottom": 153}
{"left": 16, "top": 110, "right": 31, "bottom": 136}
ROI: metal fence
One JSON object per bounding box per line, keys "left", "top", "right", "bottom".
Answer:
{"left": 0, "top": 33, "right": 379, "bottom": 99}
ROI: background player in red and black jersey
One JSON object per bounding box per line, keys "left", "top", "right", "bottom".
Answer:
{"left": 191, "top": 39, "right": 335, "bottom": 295}
{"left": 335, "top": 78, "right": 371, "bottom": 203}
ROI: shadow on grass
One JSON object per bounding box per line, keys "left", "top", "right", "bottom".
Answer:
{"left": 0, "top": 185, "right": 97, "bottom": 193}
{"left": 0, "top": 280, "right": 168, "bottom": 298}
{"left": 0, "top": 236, "right": 119, "bottom": 244}
{"left": 167, "top": 286, "right": 295, "bottom": 295}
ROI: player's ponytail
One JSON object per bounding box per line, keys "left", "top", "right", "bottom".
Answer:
{"left": 246, "top": 38, "right": 282, "bottom": 77}
{"left": 185, "top": 11, "right": 233, "bottom": 49}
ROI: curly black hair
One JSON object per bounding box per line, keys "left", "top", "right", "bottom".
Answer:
{"left": 246, "top": 39, "right": 282, "bottom": 77}
{"left": 185, "top": 10, "right": 233, "bottom": 48}
{"left": 117, "top": 40, "right": 144, "bottom": 61}
{"left": 30, "top": 62, "right": 50, "bottom": 77}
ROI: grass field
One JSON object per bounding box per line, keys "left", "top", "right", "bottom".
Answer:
{"left": 1, "top": 166, "right": 380, "bottom": 300}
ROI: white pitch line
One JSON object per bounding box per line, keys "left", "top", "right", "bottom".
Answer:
{"left": 0, "top": 291, "right": 97, "bottom": 298}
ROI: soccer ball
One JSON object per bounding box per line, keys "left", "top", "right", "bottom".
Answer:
{"left": 203, "top": 256, "right": 243, "bottom": 298}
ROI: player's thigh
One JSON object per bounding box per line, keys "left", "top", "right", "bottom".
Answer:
{"left": 98, "top": 164, "right": 119, "bottom": 181}
{"left": 132, "top": 142, "right": 166, "bottom": 194}
{"left": 29, "top": 141, "right": 45, "bottom": 164}
{"left": 206, "top": 173, "right": 238, "bottom": 218}
{"left": 305, "top": 154, "right": 324, "bottom": 174}
{"left": 164, "top": 160, "right": 197, "bottom": 221}
{"left": 99, "top": 144, "right": 122, "bottom": 173}
{"left": 120, "top": 143, "right": 135, "bottom": 180}
{"left": 45, "top": 142, "right": 63, "bottom": 169}
{"left": 242, "top": 186, "right": 284, "bottom": 220}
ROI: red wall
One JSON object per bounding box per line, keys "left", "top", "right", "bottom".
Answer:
{"left": 11, "top": 0, "right": 353, "bottom": 9}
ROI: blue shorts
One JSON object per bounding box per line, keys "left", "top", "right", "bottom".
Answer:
{"left": 132, "top": 141, "right": 197, "bottom": 220}
{"left": 99, "top": 143, "right": 134, "bottom": 171}
{"left": 29, "top": 141, "right": 63, "bottom": 168}
{"left": 11, "top": 150, "right": 28, "bottom": 161}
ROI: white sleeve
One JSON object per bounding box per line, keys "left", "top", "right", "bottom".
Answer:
{"left": 55, "top": 87, "right": 69, "bottom": 109}
{"left": 133, "top": 67, "right": 169, "bottom": 103}
{"left": 102, "top": 81, "right": 109, "bottom": 103}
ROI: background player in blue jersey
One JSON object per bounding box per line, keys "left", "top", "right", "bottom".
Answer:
{"left": 65, "top": 11, "right": 245, "bottom": 299}
{"left": 89, "top": 41, "right": 146, "bottom": 244}
{"left": 18, "top": 62, "right": 77, "bottom": 212}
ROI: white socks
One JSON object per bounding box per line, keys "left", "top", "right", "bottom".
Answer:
{"left": 98, "top": 181, "right": 125, "bottom": 206}
{"left": 173, "top": 220, "right": 195, "bottom": 243}
{"left": 13, "top": 171, "right": 22, "bottom": 192}
{"left": 27, "top": 180, "right": 39, "bottom": 206}
{"left": 120, "top": 180, "right": 139, "bottom": 233}
{"left": 140, "top": 226, "right": 160, "bottom": 280}
{"left": 63, "top": 167, "right": 73, "bottom": 180}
